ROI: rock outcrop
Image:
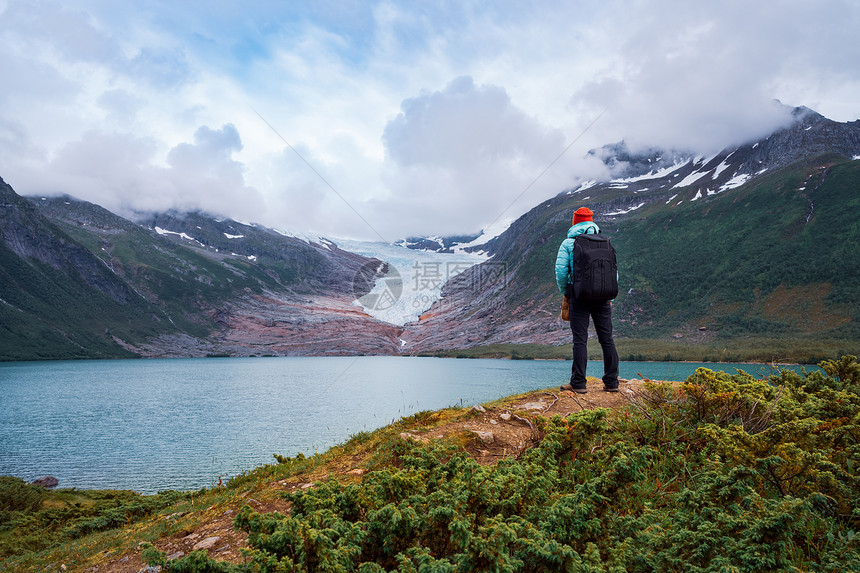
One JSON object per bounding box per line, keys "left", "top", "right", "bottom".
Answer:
{"left": 31, "top": 476, "right": 59, "bottom": 488}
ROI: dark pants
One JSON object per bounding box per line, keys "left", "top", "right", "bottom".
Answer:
{"left": 567, "top": 287, "right": 619, "bottom": 390}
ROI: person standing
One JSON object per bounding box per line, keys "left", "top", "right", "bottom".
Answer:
{"left": 555, "top": 207, "right": 620, "bottom": 393}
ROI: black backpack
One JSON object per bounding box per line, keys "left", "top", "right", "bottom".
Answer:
{"left": 571, "top": 231, "right": 618, "bottom": 301}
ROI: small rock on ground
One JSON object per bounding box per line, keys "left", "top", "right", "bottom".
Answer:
{"left": 474, "top": 431, "right": 494, "bottom": 444}
{"left": 192, "top": 537, "right": 220, "bottom": 551}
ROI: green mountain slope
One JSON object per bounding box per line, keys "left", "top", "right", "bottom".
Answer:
{"left": 409, "top": 156, "right": 860, "bottom": 361}
{"left": 0, "top": 180, "right": 165, "bottom": 360}
{"left": 3, "top": 106, "right": 858, "bottom": 361}
{"left": 613, "top": 157, "right": 859, "bottom": 339}
{"left": 1, "top": 182, "right": 379, "bottom": 360}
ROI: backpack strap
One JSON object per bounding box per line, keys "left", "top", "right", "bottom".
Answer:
{"left": 570, "top": 227, "right": 599, "bottom": 277}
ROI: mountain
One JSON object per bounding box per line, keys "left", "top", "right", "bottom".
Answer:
{"left": 401, "top": 106, "right": 860, "bottom": 361}
{"left": 1, "top": 186, "right": 404, "bottom": 359}
{"left": 0, "top": 177, "right": 157, "bottom": 359}
{"left": 2, "top": 105, "right": 859, "bottom": 362}
{"left": 395, "top": 233, "right": 482, "bottom": 254}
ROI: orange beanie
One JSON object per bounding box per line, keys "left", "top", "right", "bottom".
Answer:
{"left": 573, "top": 207, "right": 593, "bottom": 225}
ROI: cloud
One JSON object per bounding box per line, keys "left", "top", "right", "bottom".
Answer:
{"left": 0, "top": 0, "right": 858, "bottom": 242}
{"left": 570, "top": 1, "right": 860, "bottom": 153}
{"left": 384, "top": 76, "right": 560, "bottom": 168}
{"left": 253, "top": 131, "right": 390, "bottom": 241}
{"left": 377, "top": 76, "right": 607, "bottom": 238}
{"left": 16, "top": 125, "right": 265, "bottom": 222}
{"left": 130, "top": 47, "right": 193, "bottom": 89}
{"left": 0, "top": 0, "right": 123, "bottom": 65}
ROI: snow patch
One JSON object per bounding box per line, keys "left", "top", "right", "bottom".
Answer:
{"left": 224, "top": 233, "right": 244, "bottom": 239}
{"left": 450, "top": 219, "right": 511, "bottom": 254}
{"left": 247, "top": 255, "right": 257, "bottom": 261}
{"left": 606, "top": 202, "right": 645, "bottom": 216}
{"left": 719, "top": 173, "right": 751, "bottom": 191}
{"left": 609, "top": 159, "right": 691, "bottom": 184}
{"left": 673, "top": 169, "right": 708, "bottom": 189}
{"left": 690, "top": 190, "right": 703, "bottom": 202}
{"left": 712, "top": 159, "right": 732, "bottom": 180}
{"left": 567, "top": 180, "right": 598, "bottom": 194}
{"left": 665, "top": 194, "right": 678, "bottom": 204}
{"left": 853, "top": 155, "right": 860, "bottom": 160}
{"left": 699, "top": 151, "right": 720, "bottom": 166}
{"left": 154, "top": 227, "right": 203, "bottom": 246}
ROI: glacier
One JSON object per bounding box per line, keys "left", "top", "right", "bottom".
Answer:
{"left": 335, "top": 239, "right": 488, "bottom": 326}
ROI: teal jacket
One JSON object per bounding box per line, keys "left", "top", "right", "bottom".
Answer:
{"left": 555, "top": 221, "right": 600, "bottom": 294}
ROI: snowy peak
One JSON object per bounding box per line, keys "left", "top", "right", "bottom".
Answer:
{"left": 395, "top": 234, "right": 479, "bottom": 253}
{"left": 395, "top": 231, "right": 497, "bottom": 255}
{"left": 587, "top": 141, "right": 692, "bottom": 181}
{"left": 566, "top": 105, "right": 860, "bottom": 211}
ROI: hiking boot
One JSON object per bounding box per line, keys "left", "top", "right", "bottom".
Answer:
{"left": 560, "top": 384, "right": 587, "bottom": 394}
{"left": 603, "top": 386, "right": 620, "bottom": 393}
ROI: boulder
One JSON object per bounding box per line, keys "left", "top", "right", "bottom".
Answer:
{"left": 474, "top": 431, "right": 494, "bottom": 444}
{"left": 31, "top": 476, "right": 59, "bottom": 488}
{"left": 192, "top": 537, "right": 220, "bottom": 551}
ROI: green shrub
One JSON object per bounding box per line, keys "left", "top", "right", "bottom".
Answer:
{"left": 0, "top": 477, "right": 44, "bottom": 517}
{"left": 148, "top": 359, "right": 860, "bottom": 572}
{"left": 0, "top": 487, "right": 190, "bottom": 559}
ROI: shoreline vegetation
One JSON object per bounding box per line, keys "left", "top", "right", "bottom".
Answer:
{"left": 427, "top": 338, "right": 859, "bottom": 365}
{"left": 1, "top": 356, "right": 858, "bottom": 571}
{"left": 3, "top": 338, "right": 857, "bottom": 364}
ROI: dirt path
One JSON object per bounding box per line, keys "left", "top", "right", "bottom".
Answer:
{"left": 401, "top": 378, "right": 646, "bottom": 462}
{"left": 96, "top": 377, "right": 658, "bottom": 573}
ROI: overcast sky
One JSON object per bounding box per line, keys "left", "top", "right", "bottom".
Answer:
{"left": 2, "top": 0, "right": 858, "bottom": 240}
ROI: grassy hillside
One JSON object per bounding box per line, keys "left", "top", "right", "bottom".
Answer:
{"left": 0, "top": 242, "right": 144, "bottom": 360}
{"left": 1, "top": 357, "right": 857, "bottom": 571}
{"left": 613, "top": 157, "right": 860, "bottom": 339}
{"left": 474, "top": 156, "right": 860, "bottom": 361}
{"left": 2, "top": 191, "right": 376, "bottom": 361}
{"left": 0, "top": 190, "right": 175, "bottom": 360}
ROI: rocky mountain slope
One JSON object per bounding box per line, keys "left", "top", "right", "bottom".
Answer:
{"left": 1, "top": 185, "right": 404, "bottom": 359}
{"left": 401, "top": 106, "right": 860, "bottom": 358}
{"left": 1, "top": 179, "right": 157, "bottom": 359}
{"left": 2, "top": 105, "right": 858, "bottom": 361}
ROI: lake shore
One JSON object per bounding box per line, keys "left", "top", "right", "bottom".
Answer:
{"left": 3, "top": 357, "right": 856, "bottom": 572}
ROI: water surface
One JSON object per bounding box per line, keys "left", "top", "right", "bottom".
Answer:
{"left": 0, "top": 356, "right": 799, "bottom": 493}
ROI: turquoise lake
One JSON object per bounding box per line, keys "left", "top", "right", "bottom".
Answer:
{"left": 0, "top": 356, "right": 803, "bottom": 493}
